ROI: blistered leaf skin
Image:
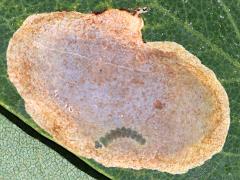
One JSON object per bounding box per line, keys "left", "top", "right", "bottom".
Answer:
{"left": 7, "top": 9, "right": 230, "bottom": 174}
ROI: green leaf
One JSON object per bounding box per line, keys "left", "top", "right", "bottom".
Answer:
{"left": 0, "top": 0, "right": 239, "bottom": 179}
{"left": 0, "top": 113, "right": 94, "bottom": 179}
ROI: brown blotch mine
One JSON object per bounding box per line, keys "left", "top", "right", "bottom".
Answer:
{"left": 7, "top": 9, "right": 230, "bottom": 174}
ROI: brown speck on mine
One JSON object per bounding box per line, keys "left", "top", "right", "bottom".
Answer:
{"left": 153, "top": 99, "right": 164, "bottom": 110}
{"left": 131, "top": 78, "right": 144, "bottom": 85}
{"left": 52, "top": 123, "right": 62, "bottom": 135}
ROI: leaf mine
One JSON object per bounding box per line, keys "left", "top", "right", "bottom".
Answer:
{"left": 7, "top": 9, "right": 230, "bottom": 174}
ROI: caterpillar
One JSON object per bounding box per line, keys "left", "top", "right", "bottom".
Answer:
{"left": 95, "top": 127, "right": 146, "bottom": 149}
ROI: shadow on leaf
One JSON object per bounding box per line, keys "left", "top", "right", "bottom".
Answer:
{"left": 0, "top": 105, "right": 109, "bottom": 180}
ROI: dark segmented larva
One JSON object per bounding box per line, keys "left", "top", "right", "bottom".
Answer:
{"left": 95, "top": 127, "right": 146, "bottom": 149}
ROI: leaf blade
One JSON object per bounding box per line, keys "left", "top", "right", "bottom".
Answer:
{"left": 0, "top": 112, "right": 95, "bottom": 179}
{"left": 0, "top": 0, "right": 239, "bottom": 179}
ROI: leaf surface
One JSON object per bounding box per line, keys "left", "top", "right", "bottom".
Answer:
{"left": 0, "top": 113, "right": 94, "bottom": 179}
{"left": 0, "top": 0, "right": 239, "bottom": 179}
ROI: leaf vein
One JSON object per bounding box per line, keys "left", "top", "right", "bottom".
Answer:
{"left": 220, "top": 0, "right": 240, "bottom": 42}
{"left": 155, "top": 2, "right": 240, "bottom": 69}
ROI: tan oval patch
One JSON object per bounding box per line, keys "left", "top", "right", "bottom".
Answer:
{"left": 7, "top": 9, "right": 230, "bottom": 174}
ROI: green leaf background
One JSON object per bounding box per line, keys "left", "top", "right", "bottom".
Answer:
{"left": 0, "top": 112, "right": 95, "bottom": 179}
{"left": 0, "top": 0, "right": 239, "bottom": 179}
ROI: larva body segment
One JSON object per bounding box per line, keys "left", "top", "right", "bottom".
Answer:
{"left": 7, "top": 9, "right": 230, "bottom": 174}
